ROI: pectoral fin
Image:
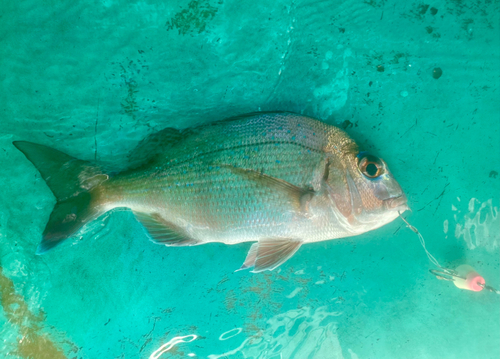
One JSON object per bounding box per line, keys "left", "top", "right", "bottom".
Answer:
{"left": 220, "top": 164, "right": 314, "bottom": 211}
{"left": 239, "top": 238, "right": 302, "bottom": 273}
{"left": 133, "top": 212, "right": 197, "bottom": 246}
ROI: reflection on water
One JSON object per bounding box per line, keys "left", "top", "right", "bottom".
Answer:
{"left": 209, "top": 306, "right": 352, "bottom": 359}
{"left": 149, "top": 334, "right": 197, "bottom": 359}
{"left": 220, "top": 328, "right": 243, "bottom": 341}
{"left": 452, "top": 198, "right": 499, "bottom": 252}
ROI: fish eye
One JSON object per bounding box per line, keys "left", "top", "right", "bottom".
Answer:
{"left": 357, "top": 153, "right": 383, "bottom": 178}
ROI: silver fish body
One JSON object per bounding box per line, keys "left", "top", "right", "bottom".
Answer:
{"left": 14, "top": 112, "right": 408, "bottom": 272}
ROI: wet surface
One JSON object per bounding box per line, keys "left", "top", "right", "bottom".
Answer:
{"left": 0, "top": 0, "right": 499, "bottom": 358}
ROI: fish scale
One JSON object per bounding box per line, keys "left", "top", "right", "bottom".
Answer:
{"left": 105, "top": 115, "right": 330, "bottom": 243}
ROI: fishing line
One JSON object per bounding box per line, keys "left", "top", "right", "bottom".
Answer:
{"left": 398, "top": 213, "right": 444, "bottom": 269}
{"left": 398, "top": 211, "right": 500, "bottom": 295}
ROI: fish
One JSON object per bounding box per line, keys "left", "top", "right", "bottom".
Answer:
{"left": 13, "top": 112, "right": 408, "bottom": 272}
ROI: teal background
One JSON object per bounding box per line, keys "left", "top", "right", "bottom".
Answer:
{"left": 1, "top": 0, "right": 499, "bottom": 358}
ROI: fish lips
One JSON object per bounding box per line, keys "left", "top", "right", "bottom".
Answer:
{"left": 370, "top": 171, "right": 408, "bottom": 212}
{"left": 384, "top": 193, "right": 409, "bottom": 212}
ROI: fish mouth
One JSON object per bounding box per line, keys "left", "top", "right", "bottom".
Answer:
{"left": 385, "top": 194, "right": 409, "bottom": 212}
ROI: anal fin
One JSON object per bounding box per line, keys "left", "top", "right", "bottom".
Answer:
{"left": 133, "top": 212, "right": 197, "bottom": 246}
{"left": 236, "top": 243, "right": 259, "bottom": 272}
{"left": 239, "top": 238, "right": 302, "bottom": 273}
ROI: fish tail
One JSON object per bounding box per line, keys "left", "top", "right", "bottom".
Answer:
{"left": 13, "top": 141, "right": 109, "bottom": 254}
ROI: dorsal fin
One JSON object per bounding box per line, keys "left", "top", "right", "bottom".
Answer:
{"left": 205, "top": 111, "right": 293, "bottom": 126}
{"left": 126, "top": 113, "right": 296, "bottom": 169}
{"left": 187, "top": 112, "right": 295, "bottom": 131}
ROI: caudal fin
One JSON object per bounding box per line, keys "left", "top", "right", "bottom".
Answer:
{"left": 13, "top": 141, "right": 109, "bottom": 254}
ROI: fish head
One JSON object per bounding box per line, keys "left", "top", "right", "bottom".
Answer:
{"left": 324, "top": 143, "right": 408, "bottom": 233}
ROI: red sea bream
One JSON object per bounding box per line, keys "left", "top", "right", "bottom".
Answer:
{"left": 14, "top": 112, "right": 408, "bottom": 272}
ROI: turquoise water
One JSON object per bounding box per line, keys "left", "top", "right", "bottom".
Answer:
{"left": 1, "top": 0, "right": 499, "bottom": 358}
